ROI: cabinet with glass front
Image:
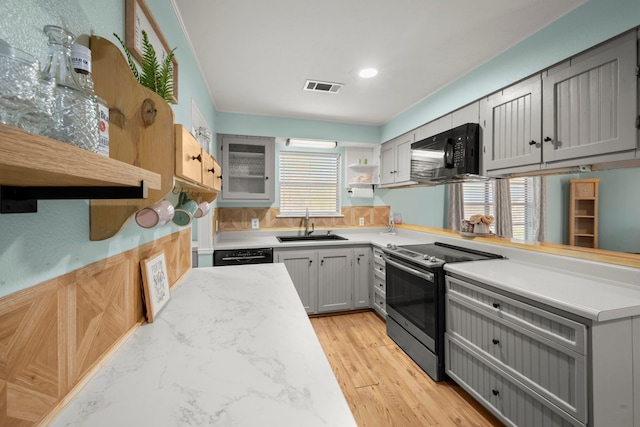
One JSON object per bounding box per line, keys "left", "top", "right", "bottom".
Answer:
{"left": 219, "top": 135, "right": 275, "bottom": 202}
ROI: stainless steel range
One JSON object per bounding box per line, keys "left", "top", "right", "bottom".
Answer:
{"left": 382, "top": 242, "right": 504, "bottom": 381}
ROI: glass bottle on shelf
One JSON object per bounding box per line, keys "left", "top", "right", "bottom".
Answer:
{"left": 41, "top": 25, "right": 99, "bottom": 152}
{"left": 72, "top": 40, "right": 109, "bottom": 156}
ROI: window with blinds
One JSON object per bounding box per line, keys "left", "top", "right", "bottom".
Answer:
{"left": 462, "top": 178, "right": 534, "bottom": 239}
{"left": 279, "top": 151, "right": 341, "bottom": 216}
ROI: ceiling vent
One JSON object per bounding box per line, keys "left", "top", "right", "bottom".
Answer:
{"left": 303, "top": 80, "right": 343, "bottom": 94}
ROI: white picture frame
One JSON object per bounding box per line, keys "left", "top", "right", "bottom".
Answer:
{"left": 141, "top": 251, "right": 171, "bottom": 322}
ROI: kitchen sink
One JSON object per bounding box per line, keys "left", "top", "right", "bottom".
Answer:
{"left": 276, "top": 234, "right": 348, "bottom": 242}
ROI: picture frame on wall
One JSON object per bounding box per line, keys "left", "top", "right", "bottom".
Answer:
{"left": 140, "top": 251, "right": 171, "bottom": 322}
{"left": 125, "top": 0, "right": 179, "bottom": 103}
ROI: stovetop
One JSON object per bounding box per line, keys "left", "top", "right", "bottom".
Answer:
{"left": 384, "top": 241, "right": 505, "bottom": 268}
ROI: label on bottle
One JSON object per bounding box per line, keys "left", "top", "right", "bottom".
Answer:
{"left": 97, "top": 99, "right": 109, "bottom": 157}
{"left": 71, "top": 43, "right": 91, "bottom": 74}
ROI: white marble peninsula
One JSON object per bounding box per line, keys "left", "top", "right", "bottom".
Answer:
{"left": 51, "top": 264, "right": 357, "bottom": 427}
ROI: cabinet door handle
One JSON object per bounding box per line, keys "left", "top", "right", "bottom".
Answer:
{"left": 492, "top": 389, "right": 500, "bottom": 396}
{"left": 544, "top": 136, "right": 553, "bottom": 142}
{"left": 492, "top": 339, "right": 500, "bottom": 345}
{"left": 192, "top": 154, "right": 202, "bottom": 162}
{"left": 309, "top": 260, "right": 312, "bottom": 265}
{"left": 321, "top": 259, "right": 324, "bottom": 266}
{"left": 492, "top": 302, "right": 500, "bottom": 309}
{"left": 207, "top": 168, "right": 215, "bottom": 173}
{"left": 528, "top": 140, "right": 537, "bottom": 146}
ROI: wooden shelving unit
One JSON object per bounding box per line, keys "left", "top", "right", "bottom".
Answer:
{"left": 568, "top": 178, "right": 599, "bottom": 248}
{"left": 89, "top": 36, "right": 219, "bottom": 241}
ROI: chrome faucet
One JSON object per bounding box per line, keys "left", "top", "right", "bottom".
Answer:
{"left": 304, "top": 208, "right": 314, "bottom": 236}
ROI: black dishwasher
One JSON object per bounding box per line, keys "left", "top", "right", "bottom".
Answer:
{"left": 213, "top": 248, "right": 274, "bottom": 266}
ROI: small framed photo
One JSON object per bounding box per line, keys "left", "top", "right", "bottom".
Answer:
{"left": 141, "top": 251, "right": 171, "bottom": 322}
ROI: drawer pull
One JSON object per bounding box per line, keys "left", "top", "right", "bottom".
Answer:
{"left": 492, "top": 389, "right": 500, "bottom": 396}
{"left": 492, "top": 339, "right": 500, "bottom": 345}
{"left": 492, "top": 302, "right": 500, "bottom": 309}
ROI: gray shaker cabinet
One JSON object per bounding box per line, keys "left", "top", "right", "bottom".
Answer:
{"left": 318, "top": 249, "right": 353, "bottom": 313}
{"left": 445, "top": 275, "right": 588, "bottom": 426}
{"left": 542, "top": 31, "right": 637, "bottom": 166}
{"left": 380, "top": 132, "right": 415, "bottom": 186}
{"left": 276, "top": 250, "right": 317, "bottom": 314}
{"left": 353, "top": 247, "right": 371, "bottom": 309}
{"left": 277, "top": 246, "right": 370, "bottom": 314}
{"left": 480, "top": 75, "right": 543, "bottom": 176}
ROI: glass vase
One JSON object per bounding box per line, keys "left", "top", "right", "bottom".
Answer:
{"left": 40, "top": 25, "right": 98, "bottom": 152}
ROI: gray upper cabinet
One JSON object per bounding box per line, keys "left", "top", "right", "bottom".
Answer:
{"left": 481, "top": 75, "right": 543, "bottom": 176}
{"left": 542, "top": 31, "right": 638, "bottom": 166}
{"left": 380, "top": 132, "right": 415, "bottom": 186}
{"left": 220, "top": 135, "right": 275, "bottom": 202}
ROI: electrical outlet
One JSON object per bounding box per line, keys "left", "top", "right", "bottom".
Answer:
{"left": 251, "top": 218, "right": 259, "bottom": 229}
{"left": 359, "top": 217, "right": 365, "bottom": 226}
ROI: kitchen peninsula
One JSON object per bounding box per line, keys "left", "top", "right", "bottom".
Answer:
{"left": 50, "top": 264, "right": 356, "bottom": 427}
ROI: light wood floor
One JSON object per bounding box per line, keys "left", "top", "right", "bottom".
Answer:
{"left": 311, "top": 311, "right": 504, "bottom": 427}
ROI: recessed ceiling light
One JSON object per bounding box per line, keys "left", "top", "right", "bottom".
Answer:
{"left": 358, "top": 68, "right": 378, "bottom": 78}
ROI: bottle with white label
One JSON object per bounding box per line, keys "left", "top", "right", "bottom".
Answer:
{"left": 71, "top": 42, "right": 109, "bottom": 157}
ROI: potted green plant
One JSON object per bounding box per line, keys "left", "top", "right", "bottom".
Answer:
{"left": 114, "top": 30, "right": 176, "bottom": 103}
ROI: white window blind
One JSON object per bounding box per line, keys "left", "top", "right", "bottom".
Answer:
{"left": 463, "top": 181, "right": 495, "bottom": 233}
{"left": 279, "top": 152, "right": 341, "bottom": 216}
{"left": 509, "top": 177, "right": 536, "bottom": 240}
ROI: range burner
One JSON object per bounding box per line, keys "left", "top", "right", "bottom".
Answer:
{"left": 385, "top": 241, "right": 504, "bottom": 268}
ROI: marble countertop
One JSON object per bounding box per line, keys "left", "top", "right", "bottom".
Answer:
{"left": 445, "top": 259, "right": 640, "bottom": 322}
{"left": 51, "top": 264, "right": 357, "bottom": 427}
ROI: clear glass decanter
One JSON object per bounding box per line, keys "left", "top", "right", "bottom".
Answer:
{"left": 40, "top": 25, "right": 98, "bottom": 152}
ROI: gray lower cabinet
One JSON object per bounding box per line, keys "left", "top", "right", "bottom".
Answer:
{"left": 372, "top": 247, "right": 387, "bottom": 318}
{"left": 445, "top": 275, "right": 588, "bottom": 427}
{"left": 275, "top": 246, "right": 369, "bottom": 315}
{"left": 318, "top": 249, "right": 353, "bottom": 313}
{"left": 353, "top": 247, "right": 372, "bottom": 309}
{"left": 276, "top": 250, "right": 317, "bottom": 314}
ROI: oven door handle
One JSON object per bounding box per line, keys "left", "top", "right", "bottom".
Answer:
{"left": 383, "top": 256, "right": 435, "bottom": 282}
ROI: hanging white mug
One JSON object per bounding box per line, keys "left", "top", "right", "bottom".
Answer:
{"left": 135, "top": 199, "right": 175, "bottom": 229}
{"left": 194, "top": 200, "right": 212, "bottom": 218}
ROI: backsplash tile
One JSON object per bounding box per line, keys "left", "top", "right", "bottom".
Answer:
{"left": 217, "top": 206, "right": 390, "bottom": 231}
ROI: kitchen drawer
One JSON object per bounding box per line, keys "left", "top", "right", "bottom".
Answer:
{"left": 373, "top": 275, "right": 386, "bottom": 295}
{"left": 447, "top": 293, "right": 587, "bottom": 423}
{"left": 373, "top": 261, "right": 385, "bottom": 279}
{"left": 446, "top": 335, "right": 584, "bottom": 427}
{"left": 373, "top": 288, "right": 387, "bottom": 318}
{"left": 373, "top": 247, "right": 385, "bottom": 263}
{"left": 446, "top": 276, "right": 587, "bottom": 355}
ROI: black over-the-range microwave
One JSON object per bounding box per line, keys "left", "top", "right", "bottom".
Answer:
{"left": 410, "top": 122, "right": 481, "bottom": 184}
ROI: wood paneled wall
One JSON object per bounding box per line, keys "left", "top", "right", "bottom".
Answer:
{"left": 0, "top": 229, "right": 191, "bottom": 426}
{"left": 217, "top": 206, "right": 391, "bottom": 231}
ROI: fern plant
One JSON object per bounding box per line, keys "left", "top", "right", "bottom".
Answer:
{"left": 114, "top": 31, "right": 176, "bottom": 103}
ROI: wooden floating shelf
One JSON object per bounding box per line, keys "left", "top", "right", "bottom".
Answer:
{"left": 0, "top": 124, "right": 161, "bottom": 190}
